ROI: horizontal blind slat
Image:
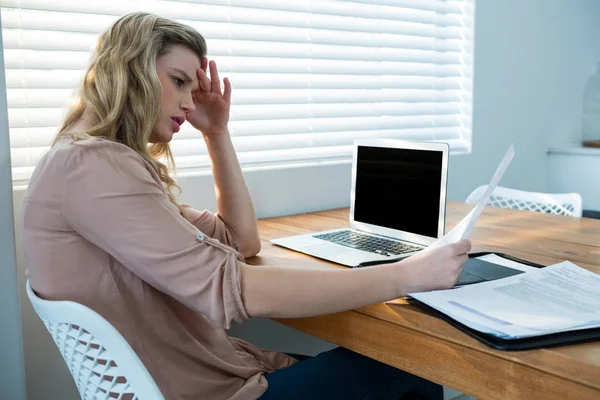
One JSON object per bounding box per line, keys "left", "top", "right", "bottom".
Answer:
{"left": 174, "top": 146, "right": 353, "bottom": 170}
{"left": 7, "top": 88, "right": 75, "bottom": 108}
{"left": 5, "top": 88, "right": 467, "bottom": 110}
{"left": 170, "top": 126, "right": 462, "bottom": 156}
{"left": 1, "top": 0, "right": 468, "bottom": 29}
{"left": 233, "top": 89, "right": 467, "bottom": 105}
{"left": 2, "top": 29, "right": 467, "bottom": 62}
{"left": 2, "top": 8, "right": 468, "bottom": 49}
{"left": 4, "top": 0, "right": 460, "bottom": 14}
{"left": 228, "top": 115, "right": 460, "bottom": 136}
{"left": 229, "top": 102, "right": 463, "bottom": 120}
{"left": 5, "top": 69, "right": 464, "bottom": 90}
{"left": 2, "top": 20, "right": 467, "bottom": 53}
{"left": 10, "top": 116, "right": 468, "bottom": 148}
{"left": 9, "top": 138, "right": 472, "bottom": 182}
{"left": 8, "top": 108, "right": 64, "bottom": 128}
{"left": 9, "top": 125, "right": 462, "bottom": 168}
{"left": 327, "top": 0, "right": 472, "bottom": 14}
{"left": 175, "top": 135, "right": 472, "bottom": 170}
{"left": 9, "top": 127, "right": 57, "bottom": 148}
{"left": 3, "top": 51, "right": 467, "bottom": 76}
{"left": 7, "top": 102, "right": 462, "bottom": 128}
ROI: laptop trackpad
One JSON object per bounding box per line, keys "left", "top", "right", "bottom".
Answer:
{"left": 300, "top": 243, "right": 378, "bottom": 267}
{"left": 271, "top": 234, "right": 324, "bottom": 248}
{"left": 302, "top": 243, "right": 347, "bottom": 258}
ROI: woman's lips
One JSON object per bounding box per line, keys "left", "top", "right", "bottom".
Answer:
{"left": 171, "top": 118, "right": 181, "bottom": 132}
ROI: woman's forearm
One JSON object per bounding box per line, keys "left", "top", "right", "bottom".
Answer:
{"left": 204, "top": 130, "right": 261, "bottom": 257}
{"left": 240, "top": 240, "right": 471, "bottom": 318}
{"left": 240, "top": 261, "right": 410, "bottom": 318}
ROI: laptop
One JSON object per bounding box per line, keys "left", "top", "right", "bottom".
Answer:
{"left": 271, "top": 138, "right": 527, "bottom": 287}
{"left": 270, "top": 139, "right": 449, "bottom": 267}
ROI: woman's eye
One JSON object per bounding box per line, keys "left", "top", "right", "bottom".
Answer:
{"left": 172, "top": 77, "right": 185, "bottom": 87}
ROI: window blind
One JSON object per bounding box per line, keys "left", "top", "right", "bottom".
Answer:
{"left": 1, "top": 0, "right": 474, "bottom": 182}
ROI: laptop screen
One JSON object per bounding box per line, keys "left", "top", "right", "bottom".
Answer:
{"left": 353, "top": 145, "right": 444, "bottom": 238}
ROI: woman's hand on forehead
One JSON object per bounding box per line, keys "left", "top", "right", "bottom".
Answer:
{"left": 186, "top": 59, "right": 232, "bottom": 137}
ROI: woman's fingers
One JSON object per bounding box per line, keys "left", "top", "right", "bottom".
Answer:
{"left": 197, "top": 68, "right": 211, "bottom": 93}
{"left": 209, "top": 60, "right": 221, "bottom": 94}
{"left": 453, "top": 239, "right": 472, "bottom": 256}
{"left": 196, "top": 60, "right": 226, "bottom": 98}
{"left": 223, "top": 77, "right": 232, "bottom": 104}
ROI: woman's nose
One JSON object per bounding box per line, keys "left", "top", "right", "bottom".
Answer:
{"left": 181, "top": 94, "right": 195, "bottom": 113}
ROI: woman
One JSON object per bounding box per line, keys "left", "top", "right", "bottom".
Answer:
{"left": 22, "top": 12, "right": 470, "bottom": 400}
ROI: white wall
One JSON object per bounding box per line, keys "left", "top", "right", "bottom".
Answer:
{"left": 7, "top": 1, "right": 600, "bottom": 399}
{"left": 448, "top": 0, "right": 600, "bottom": 202}
{"left": 548, "top": 148, "right": 600, "bottom": 210}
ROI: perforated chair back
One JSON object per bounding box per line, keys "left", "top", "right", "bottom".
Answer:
{"left": 25, "top": 281, "right": 164, "bottom": 400}
{"left": 465, "top": 185, "right": 582, "bottom": 217}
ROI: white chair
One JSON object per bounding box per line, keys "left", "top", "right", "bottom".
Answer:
{"left": 26, "top": 281, "right": 164, "bottom": 400}
{"left": 465, "top": 185, "right": 583, "bottom": 217}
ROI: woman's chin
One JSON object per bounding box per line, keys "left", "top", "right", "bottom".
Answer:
{"left": 149, "top": 131, "right": 174, "bottom": 144}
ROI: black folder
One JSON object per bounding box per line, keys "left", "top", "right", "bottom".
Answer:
{"left": 408, "top": 252, "right": 600, "bottom": 351}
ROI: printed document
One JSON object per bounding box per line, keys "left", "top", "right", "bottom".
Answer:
{"left": 409, "top": 261, "right": 600, "bottom": 339}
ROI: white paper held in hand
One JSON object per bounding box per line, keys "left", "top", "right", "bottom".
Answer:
{"left": 428, "top": 144, "right": 515, "bottom": 249}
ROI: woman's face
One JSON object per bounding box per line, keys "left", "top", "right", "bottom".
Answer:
{"left": 151, "top": 44, "right": 201, "bottom": 143}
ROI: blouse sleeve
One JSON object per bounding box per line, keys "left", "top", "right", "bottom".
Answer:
{"left": 181, "top": 206, "right": 240, "bottom": 252}
{"left": 60, "top": 142, "right": 249, "bottom": 328}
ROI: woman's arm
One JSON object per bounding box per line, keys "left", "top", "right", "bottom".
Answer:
{"left": 187, "top": 59, "right": 260, "bottom": 258}
{"left": 241, "top": 240, "right": 471, "bottom": 318}
{"left": 204, "top": 131, "right": 261, "bottom": 258}
{"left": 61, "top": 142, "right": 250, "bottom": 329}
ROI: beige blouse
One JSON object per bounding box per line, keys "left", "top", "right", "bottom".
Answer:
{"left": 22, "top": 137, "right": 296, "bottom": 400}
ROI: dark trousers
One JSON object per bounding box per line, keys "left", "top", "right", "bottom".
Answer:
{"left": 259, "top": 347, "right": 443, "bottom": 400}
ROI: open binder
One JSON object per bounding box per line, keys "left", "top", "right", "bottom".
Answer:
{"left": 407, "top": 252, "right": 600, "bottom": 351}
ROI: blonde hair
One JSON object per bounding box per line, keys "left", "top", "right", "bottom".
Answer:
{"left": 55, "top": 12, "right": 207, "bottom": 209}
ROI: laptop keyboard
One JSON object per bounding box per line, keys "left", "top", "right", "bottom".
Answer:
{"left": 314, "top": 230, "right": 423, "bottom": 256}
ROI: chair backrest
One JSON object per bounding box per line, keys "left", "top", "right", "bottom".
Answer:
{"left": 25, "top": 281, "right": 164, "bottom": 400}
{"left": 465, "top": 185, "right": 583, "bottom": 217}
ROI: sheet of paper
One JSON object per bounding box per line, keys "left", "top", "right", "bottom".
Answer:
{"left": 409, "top": 261, "right": 600, "bottom": 338}
{"left": 428, "top": 144, "right": 515, "bottom": 250}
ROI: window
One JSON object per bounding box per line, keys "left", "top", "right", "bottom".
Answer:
{"left": 1, "top": 0, "right": 474, "bottom": 183}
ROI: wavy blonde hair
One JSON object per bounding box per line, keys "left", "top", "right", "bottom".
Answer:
{"left": 55, "top": 12, "right": 207, "bottom": 209}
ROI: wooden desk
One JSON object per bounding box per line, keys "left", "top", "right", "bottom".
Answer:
{"left": 250, "top": 202, "right": 600, "bottom": 400}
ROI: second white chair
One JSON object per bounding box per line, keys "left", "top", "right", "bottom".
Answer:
{"left": 465, "top": 185, "right": 582, "bottom": 217}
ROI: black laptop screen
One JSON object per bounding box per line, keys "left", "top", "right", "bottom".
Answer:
{"left": 353, "top": 145, "right": 444, "bottom": 238}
